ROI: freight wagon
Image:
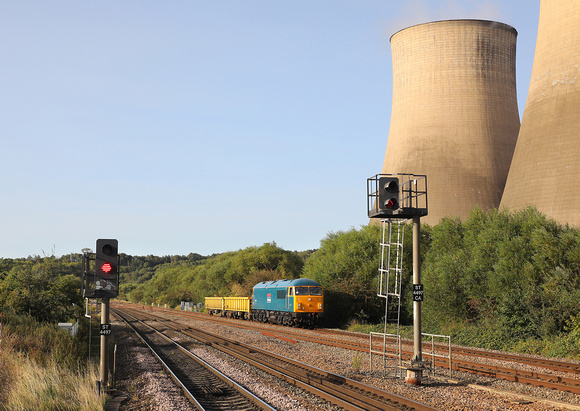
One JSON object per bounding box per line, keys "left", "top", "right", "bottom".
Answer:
{"left": 206, "top": 296, "right": 251, "bottom": 319}
{"left": 205, "top": 278, "right": 324, "bottom": 327}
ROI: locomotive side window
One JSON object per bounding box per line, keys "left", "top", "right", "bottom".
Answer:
{"left": 295, "top": 286, "right": 309, "bottom": 295}
{"left": 310, "top": 286, "right": 322, "bottom": 296}
{"left": 288, "top": 287, "right": 294, "bottom": 296}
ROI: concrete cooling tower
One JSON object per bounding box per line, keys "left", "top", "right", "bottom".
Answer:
{"left": 379, "top": 20, "right": 520, "bottom": 226}
{"left": 500, "top": 0, "right": 580, "bottom": 226}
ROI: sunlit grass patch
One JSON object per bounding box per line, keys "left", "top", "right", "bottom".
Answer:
{"left": 4, "top": 357, "right": 106, "bottom": 411}
{"left": 0, "top": 314, "right": 107, "bottom": 411}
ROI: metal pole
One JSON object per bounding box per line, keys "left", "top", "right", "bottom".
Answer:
{"left": 406, "top": 215, "right": 423, "bottom": 385}
{"left": 412, "top": 215, "right": 422, "bottom": 363}
{"left": 113, "top": 344, "right": 117, "bottom": 388}
{"left": 100, "top": 298, "right": 110, "bottom": 388}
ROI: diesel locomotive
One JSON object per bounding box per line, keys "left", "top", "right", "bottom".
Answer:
{"left": 205, "top": 278, "right": 324, "bottom": 327}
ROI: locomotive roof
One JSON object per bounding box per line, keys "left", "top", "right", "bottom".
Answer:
{"left": 253, "top": 278, "right": 322, "bottom": 289}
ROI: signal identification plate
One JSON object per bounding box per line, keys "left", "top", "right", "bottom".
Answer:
{"left": 413, "top": 284, "right": 424, "bottom": 301}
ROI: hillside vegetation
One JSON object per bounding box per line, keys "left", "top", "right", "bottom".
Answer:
{"left": 119, "top": 207, "right": 580, "bottom": 359}
{"left": 0, "top": 206, "right": 579, "bottom": 365}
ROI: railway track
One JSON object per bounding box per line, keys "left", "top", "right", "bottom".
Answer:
{"left": 113, "top": 308, "right": 275, "bottom": 411}
{"left": 131, "top": 304, "right": 580, "bottom": 394}
{"left": 114, "top": 305, "right": 439, "bottom": 411}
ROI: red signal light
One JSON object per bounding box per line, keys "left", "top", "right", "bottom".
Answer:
{"left": 385, "top": 198, "right": 398, "bottom": 209}
{"left": 101, "top": 262, "right": 113, "bottom": 274}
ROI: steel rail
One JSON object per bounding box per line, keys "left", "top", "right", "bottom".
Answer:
{"left": 113, "top": 309, "right": 205, "bottom": 410}
{"left": 118, "top": 303, "right": 580, "bottom": 394}
{"left": 113, "top": 308, "right": 276, "bottom": 411}
{"left": 118, "top": 306, "right": 439, "bottom": 411}
{"left": 117, "top": 308, "right": 363, "bottom": 410}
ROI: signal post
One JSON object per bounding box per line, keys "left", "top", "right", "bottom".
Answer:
{"left": 82, "top": 239, "right": 119, "bottom": 391}
{"left": 368, "top": 174, "right": 427, "bottom": 385}
{"left": 409, "top": 214, "right": 425, "bottom": 384}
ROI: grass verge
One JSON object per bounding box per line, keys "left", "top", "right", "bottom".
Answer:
{"left": 0, "top": 314, "right": 107, "bottom": 410}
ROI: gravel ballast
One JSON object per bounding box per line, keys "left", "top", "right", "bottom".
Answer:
{"left": 111, "top": 311, "right": 580, "bottom": 411}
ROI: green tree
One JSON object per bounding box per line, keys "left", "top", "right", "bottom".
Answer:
{"left": 0, "top": 258, "right": 82, "bottom": 323}
{"left": 303, "top": 225, "right": 384, "bottom": 327}
{"left": 422, "top": 206, "right": 580, "bottom": 346}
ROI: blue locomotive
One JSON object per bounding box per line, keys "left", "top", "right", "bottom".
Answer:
{"left": 205, "top": 278, "right": 324, "bottom": 327}
{"left": 251, "top": 278, "right": 324, "bottom": 327}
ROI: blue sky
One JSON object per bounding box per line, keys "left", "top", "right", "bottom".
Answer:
{"left": 0, "top": 1, "right": 540, "bottom": 258}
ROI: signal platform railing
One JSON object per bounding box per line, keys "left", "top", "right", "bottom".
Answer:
{"left": 369, "top": 332, "right": 452, "bottom": 379}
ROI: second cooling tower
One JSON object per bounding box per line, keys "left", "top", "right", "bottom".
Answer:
{"left": 500, "top": 0, "right": 580, "bottom": 227}
{"left": 380, "top": 20, "right": 520, "bottom": 226}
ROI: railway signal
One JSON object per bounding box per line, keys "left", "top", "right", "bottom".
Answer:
{"left": 366, "top": 173, "right": 429, "bottom": 385}
{"left": 95, "top": 239, "right": 119, "bottom": 298}
{"left": 379, "top": 176, "right": 399, "bottom": 212}
{"left": 94, "top": 238, "right": 119, "bottom": 392}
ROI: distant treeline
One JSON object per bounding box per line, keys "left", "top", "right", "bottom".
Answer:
{"left": 0, "top": 252, "right": 209, "bottom": 323}
{"left": 1, "top": 206, "right": 579, "bottom": 358}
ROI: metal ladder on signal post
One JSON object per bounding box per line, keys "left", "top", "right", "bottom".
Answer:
{"left": 370, "top": 218, "right": 406, "bottom": 377}
{"left": 85, "top": 298, "right": 101, "bottom": 359}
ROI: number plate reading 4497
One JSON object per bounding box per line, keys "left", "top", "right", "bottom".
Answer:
{"left": 413, "top": 284, "right": 424, "bottom": 301}
{"left": 100, "top": 324, "right": 112, "bottom": 335}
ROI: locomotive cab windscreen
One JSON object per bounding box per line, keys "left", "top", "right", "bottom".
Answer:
{"left": 294, "top": 286, "right": 322, "bottom": 296}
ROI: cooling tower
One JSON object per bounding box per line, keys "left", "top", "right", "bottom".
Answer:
{"left": 500, "top": 0, "right": 580, "bottom": 226}
{"left": 379, "top": 20, "right": 520, "bottom": 226}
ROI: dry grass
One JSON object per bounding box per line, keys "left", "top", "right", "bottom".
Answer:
{"left": 0, "top": 317, "right": 107, "bottom": 411}
{"left": 0, "top": 335, "right": 19, "bottom": 405}
{"left": 3, "top": 358, "right": 105, "bottom": 410}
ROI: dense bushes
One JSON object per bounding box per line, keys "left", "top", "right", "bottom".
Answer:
{"left": 302, "top": 222, "right": 433, "bottom": 327}
{"left": 422, "top": 207, "right": 580, "bottom": 349}
{"left": 301, "top": 207, "right": 580, "bottom": 357}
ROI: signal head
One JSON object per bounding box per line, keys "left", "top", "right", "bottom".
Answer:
{"left": 95, "top": 239, "right": 119, "bottom": 278}
{"left": 378, "top": 176, "right": 400, "bottom": 212}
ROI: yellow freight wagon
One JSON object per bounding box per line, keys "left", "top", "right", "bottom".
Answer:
{"left": 205, "top": 296, "right": 251, "bottom": 320}
{"left": 205, "top": 297, "right": 224, "bottom": 314}
{"left": 224, "top": 297, "right": 251, "bottom": 319}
